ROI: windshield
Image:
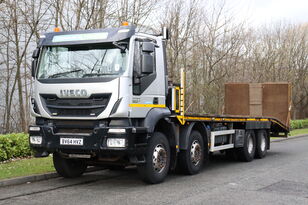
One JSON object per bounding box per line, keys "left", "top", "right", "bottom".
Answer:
{"left": 37, "top": 45, "right": 127, "bottom": 79}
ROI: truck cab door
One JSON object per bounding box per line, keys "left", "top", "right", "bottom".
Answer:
{"left": 130, "top": 39, "right": 167, "bottom": 118}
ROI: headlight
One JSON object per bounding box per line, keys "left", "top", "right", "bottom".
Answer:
{"left": 31, "top": 98, "right": 40, "bottom": 114}
{"left": 30, "top": 136, "right": 42, "bottom": 145}
{"left": 107, "top": 138, "right": 126, "bottom": 148}
{"left": 29, "top": 126, "right": 40, "bottom": 131}
{"left": 108, "top": 128, "right": 126, "bottom": 134}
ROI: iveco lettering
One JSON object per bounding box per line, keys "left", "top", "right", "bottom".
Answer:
{"left": 29, "top": 23, "right": 290, "bottom": 184}
{"left": 60, "top": 89, "right": 87, "bottom": 97}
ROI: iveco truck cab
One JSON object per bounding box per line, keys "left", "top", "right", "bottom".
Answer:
{"left": 29, "top": 24, "right": 289, "bottom": 184}
{"left": 30, "top": 25, "right": 173, "bottom": 183}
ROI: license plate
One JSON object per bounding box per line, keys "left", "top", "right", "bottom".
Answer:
{"left": 60, "top": 138, "right": 83, "bottom": 146}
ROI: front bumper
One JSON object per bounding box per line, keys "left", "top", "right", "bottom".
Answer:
{"left": 29, "top": 125, "right": 148, "bottom": 159}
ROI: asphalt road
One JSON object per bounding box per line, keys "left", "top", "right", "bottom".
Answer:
{"left": 1, "top": 136, "right": 308, "bottom": 205}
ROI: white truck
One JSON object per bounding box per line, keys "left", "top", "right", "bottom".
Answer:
{"left": 29, "top": 24, "right": 289, "bottom": 184}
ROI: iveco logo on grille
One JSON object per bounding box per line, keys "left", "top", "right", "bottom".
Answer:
{"left": 60, "top": 89, "right": 88, "bottom": 97}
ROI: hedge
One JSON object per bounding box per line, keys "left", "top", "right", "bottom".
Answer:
{"left": 0, "top": 133, "right": 32, "bottom": 162}
{"left": 290, "top": 119, "right": 308, "bottom": 130}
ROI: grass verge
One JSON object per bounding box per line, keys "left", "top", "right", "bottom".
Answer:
{"left": 0, "top": 156, "right": 54, "bottom": 180}
{"left": 271, "top": 128, "right": 308, "bottom": 140}
{"left": 289, "top": 128, "right": 308, "bottom": 137}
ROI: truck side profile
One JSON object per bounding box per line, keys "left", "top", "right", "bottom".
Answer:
{"left": 29, "top": 25, "right": 289, "bottom": 184}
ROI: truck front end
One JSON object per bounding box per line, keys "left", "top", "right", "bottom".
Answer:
{"left": 29, "top": 23, "right": 171, "bottom": 183}
{"left": 29, "top": 26, "right": 150, "bottom": 173}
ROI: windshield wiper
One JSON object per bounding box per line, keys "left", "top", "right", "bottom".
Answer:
{"left": 48, "top": 69, "right": 82, "bottom": 78}
{"left": 113, "top": 41, "right": 127, "bottom": 52}
{"left": 82, "top": 73, "right": 117, "bottom": 78}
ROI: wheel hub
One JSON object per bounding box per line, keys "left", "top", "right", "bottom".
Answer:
{"left": 248, "top": 135, "right": 254, "bottom": 154}
{"left": 152, "top": 144, "right": 167, "bottom": 173}
{"left": 260, "top": 134, "right": 266, "bottom": 151}
{"left": 190, "top": 140, "right": 202, "bottom": 166}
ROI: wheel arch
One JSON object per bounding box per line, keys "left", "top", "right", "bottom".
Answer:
{"left": 143, "top": 108, "right": 171, "bottom": 133}
{"left": 179, "top": 122, "right": 209, "bottom": 151}
{"left": 153, "top": 118, "right": 177, "bottom": 170}
{"left": 154, "top": 118, "right": 176, "bottom": 147}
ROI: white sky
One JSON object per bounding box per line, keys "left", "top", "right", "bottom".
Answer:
{"left": 220, "top": 0, "right": 308, "bottom": 26}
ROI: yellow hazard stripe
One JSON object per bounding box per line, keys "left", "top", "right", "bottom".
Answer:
{"left": 129, "top": 104, "right": 166, "bottom": 108}
{"left": 175, "top": 115, "right": 288, "bottom": 130}
{"left": 270, "top": 119, "right": 288, "bottom": 130}
{"left": 179, "top": 116, "right": 270, "bottom": 122}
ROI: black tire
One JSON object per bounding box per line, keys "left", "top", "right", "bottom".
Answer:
{"left": 178, "top": 131, "right": 204, "bottom": 175}
{"left": 236, "top": 130, "right": 256, "bottom": 162}
{"left": 53, "top": 152, "right": 87, "bottom": 178}
{"left": 255, "top": 130, "right": 268, "bottom": 159}
{"left": 137, "top": 132, "right": 170, "bottom": 184}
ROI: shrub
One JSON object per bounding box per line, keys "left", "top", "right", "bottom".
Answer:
{"left": 0, "top": 133, "right": 32, "bottom": 162}
{"left": 290, "top": 119, "right": 308, "bottom": 130}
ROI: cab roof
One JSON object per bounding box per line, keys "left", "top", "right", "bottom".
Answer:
{"left": 39, "top": 26, "right": 136, "bottom": 47}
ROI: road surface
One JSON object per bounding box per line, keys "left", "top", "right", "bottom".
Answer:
{"left": 1, "top": 136, "right": 308, "bottom": 205}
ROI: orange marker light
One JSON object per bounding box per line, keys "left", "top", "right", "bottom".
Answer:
{"left": 122, "top": 22, "right": 129, "bottom": 26}
{"left": 54, "top": 27, "right": 61, "bottom": 32}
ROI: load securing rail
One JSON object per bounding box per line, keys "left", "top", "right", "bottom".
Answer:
{"left": 177, "top": 68, "right": 186, "bottom": 125}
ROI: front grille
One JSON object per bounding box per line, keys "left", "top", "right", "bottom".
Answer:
{"left": 57, "top": 128, "right": 93, "bottom": 134}
{"left": 46, "top": 119, "right": 104, "bottom": 134}
{"left": 40, "top": 93, "right": 111, "bottom": 117}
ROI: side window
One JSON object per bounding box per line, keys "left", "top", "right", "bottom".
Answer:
{"left": 133, "top": 41, "right": 141, "bottom": 95}
{"left": 133, "top": 40, "right": 156, "bottom": 95}
{"left": 133, "top": 41, "right": 141, "bottom": 76}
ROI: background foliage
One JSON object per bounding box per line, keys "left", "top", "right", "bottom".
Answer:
{"left": 290, "top": 119, "right": 308, "bottom": 129}
{"left": 0, "top": 133, "right": 32, "bottom": 161}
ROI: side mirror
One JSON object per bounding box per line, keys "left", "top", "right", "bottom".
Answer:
{"left": 141, "top": 42, "right": 155, "bottom": 74}
{"left": 32, "top": 48, "right": 40, "bottom": 58}
{"left": 142, "top": 42, "right": 155, "bottom": 53}
{"left": 31, "top": 48, "right": 40, "bottom": 78}
{"left": 141, "top": 54, "right": 154, "bottom": 74}
{"left": 31, "top": 59, "right": 38, "bottom": 77}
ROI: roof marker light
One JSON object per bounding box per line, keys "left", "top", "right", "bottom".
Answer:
{"left": 122, "top": 22, "right": 129, "bottom": 26}
{"left": 54, "top": 27, "right": 61, "bottom": 32}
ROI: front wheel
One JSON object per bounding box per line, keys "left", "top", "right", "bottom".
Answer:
{"left": 53, "top": 152, "right": 87, "bottom": 178}
{"left": 137, "top": 132, "right": 170, "bottom": 184}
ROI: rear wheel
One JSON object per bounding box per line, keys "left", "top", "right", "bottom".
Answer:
{"left": 178, "top": 131, "right": 204, "bottom": 175}
{"left": 236, "top": 130, "right": 256, "bottom": 162}
{"left": 53, "top": 152, "right": 87, "bottom": 178}
{"left": 255, "top": 130, "right": 268, "bottom": 159}
{"left": 137, "top": 132, "right": 170, "bottom": 184}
